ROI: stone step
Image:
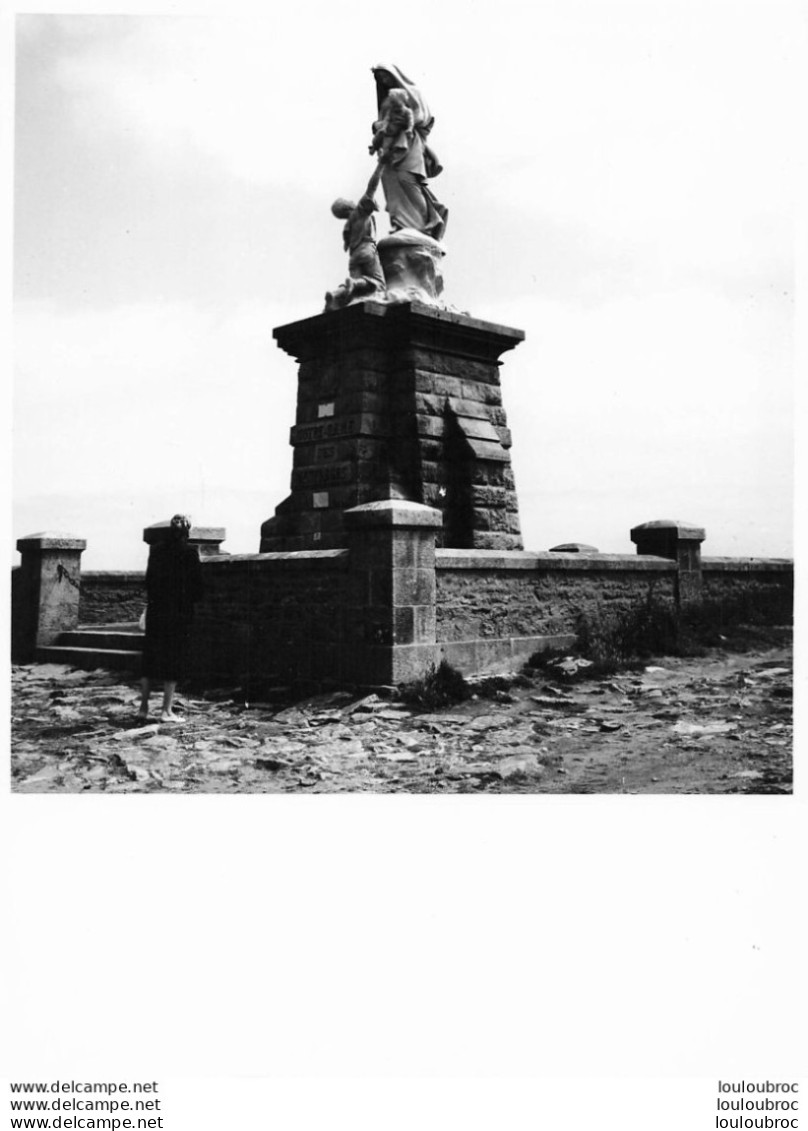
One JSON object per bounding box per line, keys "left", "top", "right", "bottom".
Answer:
{"left": 36, "top": 645, "right": 143, "bottom": 673}
{"left": 60, "top": 629, "right": 144, "bottom": 651}
{"left": 81, "top": 621, "right": 141, "bottom": 632}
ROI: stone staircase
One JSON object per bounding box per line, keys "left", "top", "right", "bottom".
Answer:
{"left": 36, "top": 623, "right": 144, "bottom": 673}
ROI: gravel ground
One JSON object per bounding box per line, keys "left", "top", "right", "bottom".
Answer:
{"left": 10, "top": 633, "right": 793, "bottom": 794}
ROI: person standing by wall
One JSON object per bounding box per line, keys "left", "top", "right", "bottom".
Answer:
{"left": 138, "top": 514, "right": 203, "bottom": 723}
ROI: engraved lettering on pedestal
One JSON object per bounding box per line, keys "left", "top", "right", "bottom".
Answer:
{"left": 292, "top": 462, "right": 354, "bottom": 489}
{"left": 291, "top": 415, "right": 373, "bottom": 445}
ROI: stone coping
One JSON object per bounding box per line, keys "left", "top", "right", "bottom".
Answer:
{"left": 201, "top": 550, "right": 350, "bottom": 570}
{"left": 630, "top": 519, "right": 705, "bottom": 541}
{"left": 702, "top": 557, "right": 793, "bottom": 572}
{"left": 82, "top": 571, "right": 146, "bottom": 581}
{"left": 66, "top": 552, "right": 793, "bottom": 578}
{"left": 344, "top": 500, "right": 443, "bottom": 528}
{"left": 397, "top": 301, "right": 526, "bottom": 342}
{"left": 17, "top": 533, "right": 87, "bottom": 552}
{"left": 274, "top": 300, "right": 525, "bottom": 345}
{"left": 436, "top": 549, "right": 676, "bottom": 572}
{"left": 274, "top": 300, "right": 525, "bottom": 365}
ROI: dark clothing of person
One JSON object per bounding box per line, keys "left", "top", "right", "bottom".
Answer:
{"left": 141, "top": 541, "right": 204, "bottom": 681}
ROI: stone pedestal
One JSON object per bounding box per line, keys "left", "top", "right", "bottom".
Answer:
{"left": 344, "top": 500, "right": 442, "bottom": 685}
{"left": 144, "top": 521, "right": 226, "bottom": 556}
{"left": 630, "top": 519, "right": 706, "bottom": 606}
{"left": 377, "top": 229, "right": 445, "bottom": 305}
{"left": 261, "top": 301, "right": 524, "bottom": 552}
{"left": 12, "top": 533, "right": 87, "bottom": 662}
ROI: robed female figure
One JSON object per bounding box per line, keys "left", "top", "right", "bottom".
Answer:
{"left": 371, "top": 64, "right": 448, "bottom": 241}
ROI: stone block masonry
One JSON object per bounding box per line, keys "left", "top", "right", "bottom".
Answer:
{"left": 435, "top": 550, "right": 677, "bottom": 673}
{"left": 187, "top": 549, "right": 352, "bottom": 687}
{"left": 343, "top": 500, "right": 442, "bottom": 684}
{"left": 260, "top": 301, "right": 525, "bottom": 553}
{"left": 79, "top": 572, "right": 147, "bottom": 625}
{"left": 701, "top": 558, "right": 793, "bottom": 626}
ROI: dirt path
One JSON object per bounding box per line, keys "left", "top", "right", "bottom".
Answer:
{"left": 10, "top": 640, "right": 792, "bottom": 794}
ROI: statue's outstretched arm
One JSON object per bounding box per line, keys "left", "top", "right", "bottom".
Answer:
{"left": 365, "top": 159, "right": 384, "bottom": 199}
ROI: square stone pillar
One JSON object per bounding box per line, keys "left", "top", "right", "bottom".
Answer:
{"left": 144, "top": 521, "right": 226, "bottom": 556}
{"left": 344, "top": 500, "right": 442, "bottom": 685}
{"left": 630, "top": 519, "right": 706, "bottom": 607}
{"left": 12, "top": 533, "right": 86, "bottom": 662}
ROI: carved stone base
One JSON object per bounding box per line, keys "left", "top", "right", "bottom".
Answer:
{"left": 324, "top": 274, "right": 384, "bottom": 312}
{"left": 378, "top": 229, "right": 445, "bottom": 306}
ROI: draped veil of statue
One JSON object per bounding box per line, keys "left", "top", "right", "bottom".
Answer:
{"left": 371, "top": 64, "right": 448, "bottom": 241}
{"left": 324, "top": 64, "right": 449, "bottom": 310}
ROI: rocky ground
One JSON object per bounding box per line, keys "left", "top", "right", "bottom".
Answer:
{"left": 10, "top": 629, "right": 793, "bottom": 794}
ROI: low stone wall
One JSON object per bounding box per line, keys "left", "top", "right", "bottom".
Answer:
{"left": 435, "top": 550, "right": 677, "bottom": 671}
{"left": 700, "top": 558, "right": 793, "bottom": 625}
{"left": 187, "top": 551, "right": 352, "bottom": 686}
{"left": 79, "top": 571, "right": 146, "bottom": 625}
{"left": 13, "top": 513, "right": 794, "bottom": 686}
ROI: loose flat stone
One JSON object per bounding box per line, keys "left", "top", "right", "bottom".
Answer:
{"left": 497, "top": 754, "right": 542, "bottom": 778}
{"left": 19, "top": 764, "right": 63, "bottom": 786}
{"left": 377, "top": 749, "right": 418, "bottom": 762}
{"left": 344, "top": 694, "right": 385, "bottom": 714}
{"left": 207, "top": 758, "right": 242, "bottom": 774}
{"left": 375, "top": 708, "right": 413, "bottom": 721}
{"left": 113, "top": 723, "right": 160, "bottom": 739}
{"left": 272, "top": 708, "right": 310, "bottom": 725}
{"left": 467, "top": 714, "right": 507, "bottom": 732}
{"left": 673, "top": 721, "right": 737, "bottom": 737}
{"left": 415, "top": 714, "right": 468, "bottom": 726}
{"left": 140, "top": 734, "right": 179, "bottom": 747}
{"left": 255, "top": 757, "right": 290, "bottom": 771}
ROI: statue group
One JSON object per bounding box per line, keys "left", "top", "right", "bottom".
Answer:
{"left": 325, "top": 64, "right": 449, "bottom": 311}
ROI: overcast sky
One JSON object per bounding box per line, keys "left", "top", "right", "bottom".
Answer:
{"left": 10, "top": 0, "right": 799, "bottom": 570}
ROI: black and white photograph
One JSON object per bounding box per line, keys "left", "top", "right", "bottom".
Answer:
{"left": 9, "top": 6, "right": 796, "bottom": 795}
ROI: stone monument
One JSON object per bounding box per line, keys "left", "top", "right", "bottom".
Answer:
{"left": 261, "top": 65, "right": 525, "bottom": 553}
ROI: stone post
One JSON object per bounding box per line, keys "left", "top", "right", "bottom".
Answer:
{"left": 630, "top": 519, "right": 706, "bottom": 607}
{"left": 344, "top": 500, "right": 442, "bottom": 686}
{"left": 144, "top": 521, "right": 227, "bottom": 556}
{"left": 12, "top": 533, "right": 87, "bottom": 662}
